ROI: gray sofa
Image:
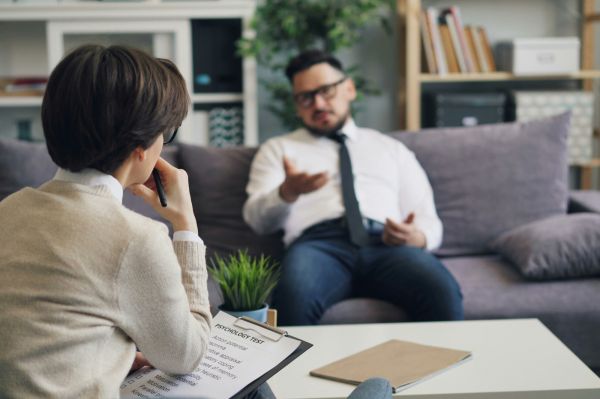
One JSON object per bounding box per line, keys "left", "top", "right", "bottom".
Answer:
{"left": 1, "top": 112, "right": 599, "bottom": 373}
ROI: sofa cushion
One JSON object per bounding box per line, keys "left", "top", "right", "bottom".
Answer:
{"left": 443, "top": 255, "right": 600, "bottom": 368}
{"left": 177, "top": 143, "right": 284, "bottom": 261}
{"left": 0, "top": 138, "right": 57, "bottom": 201}
{"left": 319, "top": 298, "right": 408, "bottom": 325}
{"left": 391, "top": 113, "right": 570, "bottom": 256}
{"left": 489, "top": 213, "right": 600, "bottom": 280}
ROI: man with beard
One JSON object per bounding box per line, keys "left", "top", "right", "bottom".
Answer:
{"left": 243, "top": 50, "right": 463, "bottom": 326}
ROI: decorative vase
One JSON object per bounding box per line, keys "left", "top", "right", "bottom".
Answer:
{"left": 218, "top": 303, "right": 269, "bottom": 323}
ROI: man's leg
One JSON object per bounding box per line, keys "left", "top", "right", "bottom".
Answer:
{"left": 272, "top": 237, "right": 355, "bottom": 326}
{"left": 358, "top": 245, "right": 463, "bottom": 321}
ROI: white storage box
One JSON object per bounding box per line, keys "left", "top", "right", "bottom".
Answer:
{"left": 511, "top": 91, "right": 594, "bottom": 165}
{"left": 497, "top": 37, "right": 580, "bottom": 76}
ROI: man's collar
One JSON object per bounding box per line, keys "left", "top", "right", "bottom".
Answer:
{"left": 340, "top": 118, "right": 358, "bottom": 141}
{"left": 302, "top": 118, "right": 359, "bottom": 141}
{"left": 54, "top": 168, "right": 124, "bottom": 202}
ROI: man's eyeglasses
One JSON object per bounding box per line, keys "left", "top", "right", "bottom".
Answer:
{"left": 293, "top": 76, "right": 348, "bottom": 109}
{"left": 163, "top": 127, "right": 179, "bottom": 144}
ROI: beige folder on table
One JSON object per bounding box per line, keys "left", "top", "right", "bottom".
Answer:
{"left": 310, "top": 339, "right": 471, "bottom": 393}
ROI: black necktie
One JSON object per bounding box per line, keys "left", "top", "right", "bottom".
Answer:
{"left": 328, "top": 132, "right": 369, "bottom": 246}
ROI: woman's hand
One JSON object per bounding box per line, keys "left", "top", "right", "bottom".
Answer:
{"left": 130, "top": 352, "right": 152, "bottom": 373}
{"left": 129, "top": 157, "right": 198, "bottom": 234}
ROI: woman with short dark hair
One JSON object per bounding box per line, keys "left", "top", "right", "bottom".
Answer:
{"left": 0, "top": 44, "right": 211, "bottom": 398}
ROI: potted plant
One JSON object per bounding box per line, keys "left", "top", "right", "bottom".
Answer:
{"left": 238, "top": 0, "right": 394, "bottom": 129}
{"left": 209, "top": 250, "right": 280, "bottom": 323}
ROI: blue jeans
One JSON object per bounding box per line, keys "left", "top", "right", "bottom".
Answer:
{"left": 246, "top": 378, "right": 391, "bottom": 399}
{"left": 272, "top": 219, "right": 464, "bottom": 325}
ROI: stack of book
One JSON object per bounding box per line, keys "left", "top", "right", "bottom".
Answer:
{"left": 0, "top": 77, "right": 47, "bottom": 96}
{"left": 420, "top": 6, "right": 496, "bottom": 75}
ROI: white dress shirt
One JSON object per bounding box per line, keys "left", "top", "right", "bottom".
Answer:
{"left": 243, "top": 119, "right": 443, "bottom": 250}
{"left": 54, "top": 168, "right": 202, "bottom": 243}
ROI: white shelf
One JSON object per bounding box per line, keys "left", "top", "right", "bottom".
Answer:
{"left": 0, "top": 0, "right": 259, "bottom": 146}
{"left": 192, "top": 93, "right": 244, "bottom": 103}
{"left": 0, "top": 96, "right": 43, "bottom": 107}
{"left": 0, "top": 1, "right": 256, "bottom": 20}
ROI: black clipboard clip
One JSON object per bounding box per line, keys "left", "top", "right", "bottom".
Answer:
{"left": 233, "top": 316, "right": 288, "bottom": 342}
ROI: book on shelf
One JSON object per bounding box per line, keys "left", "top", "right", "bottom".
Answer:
{"left": 478, "top": 26, "right": 497, "bottom": 72}
{"left": 420, "top": 10, "right": 437, "bottom": 74}
{"left": 439, "top": 24, "right": 460, "bottom": 73}
{"left": 419, "top": 5, "right": 496, "bottom": 75}
{"left": 466, "top": 26, "right": 486, "bottom": 73}
{"left": 0, "top": 77, "right": 47, "bottom": 96}
{"left": 442, "top": 11, "right": 467, "bottom": 73}
{"left": 447, "top": 7, "right": 477, "bottom": 73}
{"left": 425, "top": 7, "right": 448, "bottom": 75}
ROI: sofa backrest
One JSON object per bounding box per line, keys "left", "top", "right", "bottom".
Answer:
{"left": 0, "top": 138, "right": 57, "bottom": 201}
{"left": 391, "top": 112, "right": 570, "bottom": 256}
{"left": 176, "top": 144, "right": 284, "bottom": 262}
{"left": 0, "top": 112, "right": 571, "bottom": 260}
{"left": 0, "top": 138, "right": 177, "bottom": 227}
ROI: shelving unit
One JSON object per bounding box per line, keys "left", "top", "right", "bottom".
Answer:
{"left": 0, "top": 0, "right": 258, "bottom": 146}
{"left": 420, "top": 70, "right": 600, "bottom": 82}
{"left": 397, "top": 0, "right": 600, "bottom": 188}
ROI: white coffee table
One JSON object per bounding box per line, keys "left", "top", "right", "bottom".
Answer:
{"left": 267, "top": 319, "right": 600, "bottom": 399}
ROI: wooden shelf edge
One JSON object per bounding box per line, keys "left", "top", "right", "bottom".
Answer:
{"left": 574, "top": 159, "right": 600, "bottom": 168}
{"left": 420, "top": 70, "right": 600, "bottom": 83}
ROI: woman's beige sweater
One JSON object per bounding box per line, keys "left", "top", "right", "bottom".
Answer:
{"left": 0, "top": 180, "right": 212, "bottom": 398}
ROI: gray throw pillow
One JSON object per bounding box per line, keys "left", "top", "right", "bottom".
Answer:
{"left": 489, "top": 213, "right": 600, "bottom": 280}
{"left": 391, "top": 112, "right": 571, "bottom": 256}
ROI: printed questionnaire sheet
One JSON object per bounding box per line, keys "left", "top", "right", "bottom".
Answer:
{"left": 121, "top": 312, "right": 300, "bottom": 398}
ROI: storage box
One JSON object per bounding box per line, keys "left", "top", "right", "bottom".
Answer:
{"left": 423, "top": 93, "right": 506, "bottom": 128}
{"left": 509, "top": 90, "right": 594, "bottom": 165}
{"left": 496, "top": 37, "right": 580, "bottom": 76}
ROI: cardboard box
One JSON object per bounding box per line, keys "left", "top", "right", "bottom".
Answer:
{"left": 496, "top": 37, "right": 580, "bottom": 76}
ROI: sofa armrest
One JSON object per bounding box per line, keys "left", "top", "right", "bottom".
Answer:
{"left": 568, "top": 190, "right": 600, "bottom": 214}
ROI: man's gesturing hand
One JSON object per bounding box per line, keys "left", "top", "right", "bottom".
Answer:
{"left": 279, "top": 156, "right": 328, "bottom": 203}
{"left": 382, "top": 213, "right": 427, "bottom": 248}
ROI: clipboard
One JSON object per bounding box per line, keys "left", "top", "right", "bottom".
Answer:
{"left": 120, "top": 312, "right": 312, "bottom": 399}
{"left": 230, "top": 316, "right": 312, "bottom": 399}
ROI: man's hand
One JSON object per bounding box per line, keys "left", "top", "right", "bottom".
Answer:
{"left": 382, "top": 213, "right": 427, "bottom": 248}
{"left": 279, "top": 156, "right": 328, "bottom": 203}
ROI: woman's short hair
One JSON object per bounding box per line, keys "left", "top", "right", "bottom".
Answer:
{"left": 42, "top": 44, "right": 190, "bottom": 174}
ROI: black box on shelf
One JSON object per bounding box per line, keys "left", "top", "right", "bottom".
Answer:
{"left": 423, "top": 92, "right": 507, "bottom": 128}
{"left": 192, "top": 19, "right": 243, "bottom": 93}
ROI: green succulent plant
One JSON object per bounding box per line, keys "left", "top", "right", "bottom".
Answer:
{"left": 209, "top": 250, "right": 280, "bottom": 311}
{"left": 238, "top": 0, "right": 394, "bottom": 129}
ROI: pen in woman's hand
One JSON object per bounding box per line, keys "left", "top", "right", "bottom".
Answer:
{"left": 152, "top": 168, "right": 168, "bottom": 207}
